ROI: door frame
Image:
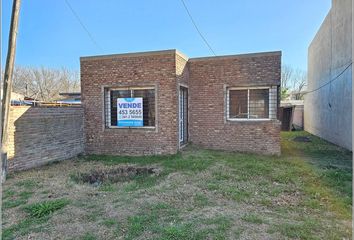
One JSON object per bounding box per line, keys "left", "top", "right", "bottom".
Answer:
{"left": 178, "top": 84, "right": 189, "bottom": 148}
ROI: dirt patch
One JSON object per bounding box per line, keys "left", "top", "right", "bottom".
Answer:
{"left": 293, "top": 136, "right": 311, "bottom": 142}
{"left": 73, "top": 166, "right": 160, "bottom": 185}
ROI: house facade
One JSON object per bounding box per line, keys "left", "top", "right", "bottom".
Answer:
{"left": 305, "top": 0, "right": 352, "bottom": 150}
{"left": 80, "top": 49, "right": 281, "bottom": 156}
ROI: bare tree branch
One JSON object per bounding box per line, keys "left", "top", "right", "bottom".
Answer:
{"left": 281, "top": 65, "right": 307, "bottom": 100}
{"left": 6, "top": 66, "right": 80, "bottom": 101}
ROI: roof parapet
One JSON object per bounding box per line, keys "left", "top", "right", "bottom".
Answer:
{"left": 189, "top": 51, "right": 281, "bottom": 62}
{"left": 80, "top": 49, "right": 179, "bottom": 61}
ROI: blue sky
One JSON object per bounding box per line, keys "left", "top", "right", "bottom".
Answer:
{"left": 1, "top": 0, "right": 331, "bottom": 71}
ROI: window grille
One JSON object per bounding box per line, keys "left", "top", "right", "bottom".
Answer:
{"left": 104, "top": 87, "right": 155, "bottom": 128}
{"left": 227, "top": 86, "right": 277, "bottom": 120}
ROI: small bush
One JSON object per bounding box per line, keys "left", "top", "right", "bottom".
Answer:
{"left": 24, "top": 199, "right": 70, "bottom": 218}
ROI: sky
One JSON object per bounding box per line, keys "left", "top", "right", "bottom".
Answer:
{"left": 1, "top": 0, "right": 331, "bottom": 71}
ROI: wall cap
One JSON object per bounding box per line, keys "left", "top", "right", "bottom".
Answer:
{"left": 189, "top": 51, "right": 282, "bottom": 62}
{"left": 80, "top": 49, "right": 188, "bottom": 61}
{"left": 80, "top": 49, "right": 281, "bottom": 62}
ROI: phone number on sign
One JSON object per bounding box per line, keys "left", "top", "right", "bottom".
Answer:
{"left": 118, "top": 110, "right": 142, "bottom": 115}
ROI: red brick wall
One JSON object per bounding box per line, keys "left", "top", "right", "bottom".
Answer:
{"left": 81, "top": 50, "right": 179, "bottom": 155}
{"left": 8, "top": 106, "right": 84, "bottom": 172}
{"left": 81, "top": 50, "right": 281, "bottom": 156}
{"left": 188, "top": 52, "right": 281, "bottom": 155}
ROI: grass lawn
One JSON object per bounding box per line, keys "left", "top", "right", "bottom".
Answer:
{"left": 2, "top": 131, "right": 352, "bottom": 239}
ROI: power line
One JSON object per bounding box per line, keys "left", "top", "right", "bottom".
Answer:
{"left": 303, "top": 61, "right": 352, "bottom": 95}
{"left": 179, "top": 0, "right": 216, "bottom": 56}
{"left": 64, "top": 0, "right": 103, "bottom": 52}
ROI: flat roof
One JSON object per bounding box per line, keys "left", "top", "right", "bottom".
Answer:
{"left": 189, "top": 51, "right": 281, "bottom": 62}
{"left": 80, "top": 49, "right": 281, "bottom": 62}
{"left": 80, "top": 49, "right": 189, "bottom": 61}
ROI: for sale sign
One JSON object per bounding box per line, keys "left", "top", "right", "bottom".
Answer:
{"left": 117, "top": 98, "right": 143, "bottom": 127}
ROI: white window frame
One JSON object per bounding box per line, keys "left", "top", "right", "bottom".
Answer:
{"left": 104, "top": 86, "right": 156, "bottom": 129}
{"left": 226, "top": 86, "right": 277, "bottom": 121}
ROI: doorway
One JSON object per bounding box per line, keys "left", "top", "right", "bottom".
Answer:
{"left": 179, "top": 86, "right": 188, "bottom": 146}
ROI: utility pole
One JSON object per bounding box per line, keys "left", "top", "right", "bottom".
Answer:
{"left": 1, "top": 0, "right": 22, "bottom": 182}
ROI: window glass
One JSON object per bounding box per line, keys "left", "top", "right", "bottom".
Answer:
{"left": 249, "top": 89, "right": 269, "bottom": 119}
{"left": 229, "top": 90, "right": 248, "bottom": 119}
{"left": 133, "top": 89, "right": 155, "bottom": 126}
{"left": 228, "top": 88, "right": 270, "bottom": 119}
{"left": 110, "top": 90, "right": 130, "bottom": 126}
{"left": 106, "top": 88, "right": 155, "bottom": 127}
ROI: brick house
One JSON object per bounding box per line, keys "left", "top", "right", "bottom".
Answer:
{"left": 80, "top": 49, "right": 281, "bottom": 156}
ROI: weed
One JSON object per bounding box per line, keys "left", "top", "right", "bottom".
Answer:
{"left": 24, "top": 198, "right": 70, "bottom": 218}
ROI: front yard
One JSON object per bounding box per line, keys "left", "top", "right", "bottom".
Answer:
{"left": 2, "top": 131, "right": 352, "bottom": 239}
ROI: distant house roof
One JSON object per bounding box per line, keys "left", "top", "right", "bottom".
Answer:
{"left": 0, "top": 91, "right": 24, "bottom": 101}
{"left": 59, "top": 92, "right": 81, "bottom": 97}
{"left": 55, "top": 92, "right": 81, "bottom": 104}
{"left": 281, "top": 100, "right": 304, "bottom": 107}
{"left": 55, "top": 99, "right": 81, "bottom": 104}
{"left": 11, "top": 92, "right": 25, "bottom": 100}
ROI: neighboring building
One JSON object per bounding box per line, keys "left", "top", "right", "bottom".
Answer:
{"left": 4, "top": 91, "right": 32, "bottom": 106}
{"left": 81, "top": 49, "right": 281, "bottom": 156}
{"left": 305, "top": 0, "right": 352, "bottom": 150}
{"left": 280, "top": 100, "right": 304, "bottom": 131}
{"left": 56, "top": 92, "right": 81, "bottom": 104}
{"left": 285, "top": 90, "right": 305, "bottom": 101}
{"left": 11, "top": 92, "right": 24, "bottom": 101}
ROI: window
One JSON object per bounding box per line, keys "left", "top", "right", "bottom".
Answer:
{"left": 227, "top": 87, "right": 277, "bottom": 120}
{"left": 104, "top": 87, "right": 155, "bottom": 128}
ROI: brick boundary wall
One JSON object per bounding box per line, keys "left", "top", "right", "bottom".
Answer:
{"left": 8, "top": 106, "right": 84, "bottom": 172}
